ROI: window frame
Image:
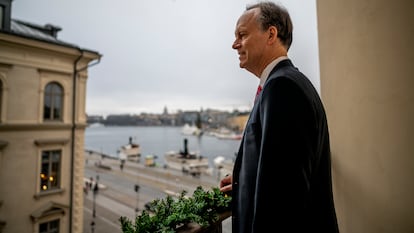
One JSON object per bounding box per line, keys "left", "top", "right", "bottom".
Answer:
{"left": 40, "top": 149, "right": 62, "bottom": 192}
{"left": 38, "top": 218, "right": 60, "bottom": 233}
{"left": 43, "top": 82, "right": 64, "bottom": 122}
{"left": 34, "top": 139, "right": 68, "bottom": 198}
{"left": 0, "top": 70, "right": 9, "bottom": 124}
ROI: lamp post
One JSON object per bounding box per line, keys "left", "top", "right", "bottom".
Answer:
{"left": 134, "top": 184, "right": 140, "bottom": 217}
{"left": 90, "top": 221, "right": 95, "bottom": 233}
{"left": 91, "top": 175, "right": 99, "bottom": 233}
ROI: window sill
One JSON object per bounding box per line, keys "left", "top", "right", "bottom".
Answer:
{"left": 34, "top": 188, "right": 65, "bottom": 199}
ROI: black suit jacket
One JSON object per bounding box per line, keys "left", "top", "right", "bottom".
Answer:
{"left": 231, "top": 59, "right": 339, "bottom": 233}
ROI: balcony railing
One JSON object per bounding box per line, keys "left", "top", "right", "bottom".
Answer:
{"left": 176, "top": 211, "right": 231, "bottom": 233}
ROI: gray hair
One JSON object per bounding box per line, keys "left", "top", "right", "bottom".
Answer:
{"left": 246, "top": 1, "right": 293, "bottom": 50}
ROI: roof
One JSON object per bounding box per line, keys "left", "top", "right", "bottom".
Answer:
{"left": 3, "top": 19, "right": 100, "bottom": 54}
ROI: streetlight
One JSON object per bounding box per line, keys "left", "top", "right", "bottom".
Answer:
{"left": 91, "top": 175, "right": 99, "bottom": 233}
{"left": 134, "top": 184, "right": 140, "bottom": 217}
{"left": 90, "top": 221, "right": 95, "bottom": 233}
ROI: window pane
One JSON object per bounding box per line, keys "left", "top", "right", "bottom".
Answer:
{"left": 39, "top": 222, "right": 48, "bottom": 232}
{"left": 44, "top": 94, "right": 51, "bottom": 119}
{"left": 40, "top": 150, "right": 61, "bottom": 191}
{"left": 50, "top": 219, "right": 60, "bottom": 233}
{"left": 41, "top": 152, "right": 50, "bottom": 191}
{"left": 44, "top": 82, "right": 63, "bottom": 121}
{"left": 53, "top": 95, "right": 62, "bottom": 119}
{"left": 49, "top": 151, "right": 60, "bottom": 188}
{"left": 52, "top": 84, "right": 62, "bottom": 121}
{"left": 39, "top": 219, "right": 60, "bottom": 233}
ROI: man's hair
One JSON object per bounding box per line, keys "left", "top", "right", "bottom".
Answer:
{"left": 246, "top": 1, "right": 293, "bottom": 50}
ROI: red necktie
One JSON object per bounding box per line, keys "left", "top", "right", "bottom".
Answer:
{"left": 254, "top": 85, "right": 262, "bottom": 103}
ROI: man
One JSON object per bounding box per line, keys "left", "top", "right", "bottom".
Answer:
{"left": 219, "top": 2, "right": 339, "bottom": 232}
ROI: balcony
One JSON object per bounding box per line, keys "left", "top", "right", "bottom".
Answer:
{"left": 176, "top": 211, "right": 231, "bottom": 233}
{"left": 119, "top": 185, "right": 232, "bottom": 233}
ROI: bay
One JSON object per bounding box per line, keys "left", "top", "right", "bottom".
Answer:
{"left": 84, "top": 125, "right": 240, "bottom": 168}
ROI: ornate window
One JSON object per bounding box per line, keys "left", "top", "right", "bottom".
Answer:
{"left": 31, "top": 202, "right": 67, "bottom": 231}
{"left": 40, "top": 150, "right": 61, "bottom": 192}
{"left": 39, "top": 219, "right": 60, "bottom": 233}
{"left": 43, "top": 82, "right": 63, "bottom": 121}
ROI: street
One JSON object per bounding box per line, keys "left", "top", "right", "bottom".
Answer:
{"left": 83, "top": 152, "right": 231, "bottom": 233}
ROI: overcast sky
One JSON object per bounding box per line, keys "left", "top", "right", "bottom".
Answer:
{"left": 12, "top": 0, "right": 319, "bottom": 116}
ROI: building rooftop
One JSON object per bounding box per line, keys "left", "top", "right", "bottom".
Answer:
{"left": 4, "top": 18, "right": 99, "bottom": 54}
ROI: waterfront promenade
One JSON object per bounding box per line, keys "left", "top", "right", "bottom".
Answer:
{"left": 82, "top": 151, "right": 231, "bottom": 233}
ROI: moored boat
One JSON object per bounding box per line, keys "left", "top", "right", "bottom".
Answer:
{"left": 164, "top": 138, "right": 210, "bottom": 176}
{"left": 211, "top": 127, "right": 242, "bottom": 140}
{"left": 215, "top": 132, "right": 242, "bottom": 140}
{"left": 118, "top": 137, "right": 141, "bottom": 162}
{"left": 181, "top": 123, "right": 203, "bottom": 136}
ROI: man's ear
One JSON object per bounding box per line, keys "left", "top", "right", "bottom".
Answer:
{"left": 268, "top": 26, "right": 278, "bottom": 44}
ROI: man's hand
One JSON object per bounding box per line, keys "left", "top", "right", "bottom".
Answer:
{"left": 219, "top": 174, "right": 233, "bottom": 194}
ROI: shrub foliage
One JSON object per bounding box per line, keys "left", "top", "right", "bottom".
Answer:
{"left": 119, "top": 186, "right": 232, "bottom": 233}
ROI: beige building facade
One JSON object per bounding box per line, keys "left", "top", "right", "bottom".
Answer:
{"left": 0, "top": 1, "right": 101, "bottom": 232}
{"left": 317, "top": 0, "right": 413, "bottom": 232}
{"left": 227, "top": 114, "right": 249, "bottom": 132}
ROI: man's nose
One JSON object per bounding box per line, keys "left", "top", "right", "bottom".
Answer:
{"left": 232, "top": 40, "right": 240, "bottom": 50}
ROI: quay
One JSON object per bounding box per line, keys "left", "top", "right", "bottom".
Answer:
{"left": 82, "top": 150, "right": 232, "bottom": 233}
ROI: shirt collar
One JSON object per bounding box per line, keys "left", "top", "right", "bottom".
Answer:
{"left": 259, "top": 56, "right": 288, "bottom": 87}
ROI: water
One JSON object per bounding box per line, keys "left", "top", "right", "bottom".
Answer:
{"left": 85, "top": 126, "right": 240, "bottom": 167}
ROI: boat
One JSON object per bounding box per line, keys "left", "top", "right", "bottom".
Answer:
{"left": 211, "top": 127, "right": 242, "bottom": 140}
{"left": 181, "top": 112, "right": 204, "bottom": 136}
{"left": 118, "top": 137, "right": 141, "bottom": 162}
{"left": 181, "top": 123, "right": 203, "bottom": 136}
{"left": 215, "top": 132, "right": 242, "bottom": 140}
{"left": 164, "top": 138, "right": 210, "bottom": 176}
{"left": 213, "top": 156, "right": 235, "bottom": 180}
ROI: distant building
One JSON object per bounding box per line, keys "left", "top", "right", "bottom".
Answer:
{"left": 227, "top": 112, "right": 249, "bottom": 132}
{"left": 0, "top": 1, "right": 101, "bottom": 232}
{"left": 86, "top": 115, "right": 104, "bottom": 124}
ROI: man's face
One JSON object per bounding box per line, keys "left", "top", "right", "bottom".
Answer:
{"left": 232, "top": 8, "right": 269, "bottom": 76}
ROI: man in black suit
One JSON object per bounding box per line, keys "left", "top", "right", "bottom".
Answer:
{"left": 219, "top": 2, "right": 339, "bottom": 232}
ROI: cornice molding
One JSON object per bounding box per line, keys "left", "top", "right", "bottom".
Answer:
{"left": 34, "top": 138, "right": 70, "bottom": 146}
{"left": 0, "top": 33, "right": 80, "bottom": 57}
{"left": 30, "top": 200, "right": 69, "bottom": 221}
{"left": 0, "top": 123, "right": 87, "bottom": 131}
{"left": 0, "top": 63, "right": 13, "bottom": 70}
